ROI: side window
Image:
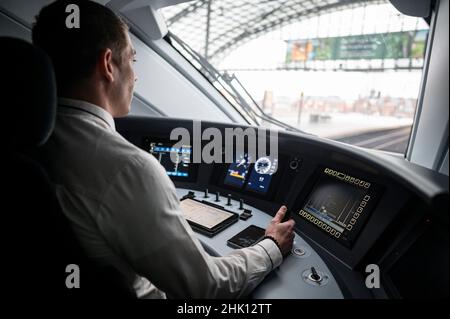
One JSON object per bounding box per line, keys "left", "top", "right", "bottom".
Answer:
{"left": 129, "top": 34, "right": 238, "bottom": 123}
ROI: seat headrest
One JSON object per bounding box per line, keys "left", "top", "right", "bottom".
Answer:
{"left": 1, "top": 37, "right": 57, "bottom": 150}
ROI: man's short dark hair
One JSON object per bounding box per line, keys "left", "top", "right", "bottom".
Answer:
{"left": 32, "top": 0, "right": 128, "bottom": 91}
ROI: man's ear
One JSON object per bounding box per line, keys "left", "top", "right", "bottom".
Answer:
{"left": 98, "top": 49, "right": 114, "bottom": 82}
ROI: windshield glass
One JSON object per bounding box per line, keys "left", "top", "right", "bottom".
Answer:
{"left": 162, "top": 0, "right": 429, "bottom": 154}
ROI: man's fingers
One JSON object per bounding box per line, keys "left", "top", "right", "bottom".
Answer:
{"left": 272, "top": 205, "right": 287, "bottom": 223}
{"left": 283, "top": 220, "right": 295, "bottom": 231}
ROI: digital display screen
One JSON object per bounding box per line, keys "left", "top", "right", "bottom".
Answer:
{"left": 246, "top": 157, "right": 278, "bottom": 194}
{"left": 298, "top": 168, "right": 379, "bottom": 246}
{"left": 223, "top": 153, "right": 279, "bottom": 195}
{"left": 223, "top": 153, "right": 252, "bottom": 188}
{"left": 149, "top": 142, "right": 191, "bottom": 178}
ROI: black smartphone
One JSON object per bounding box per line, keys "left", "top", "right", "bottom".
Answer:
{"left": 227, "top": 225, "right": 266, "bottom": 249}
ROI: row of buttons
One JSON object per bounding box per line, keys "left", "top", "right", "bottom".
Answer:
{"left": 185, "top": 189, "right": 253, "bottom": 220}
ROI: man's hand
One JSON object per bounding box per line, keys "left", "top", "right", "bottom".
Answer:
{"left": 264, "top": 206, "right": 295, "bottom": 256}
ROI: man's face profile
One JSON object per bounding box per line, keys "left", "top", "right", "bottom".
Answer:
{"left": 110, "top": 31, "right": 137, "bottom": 117}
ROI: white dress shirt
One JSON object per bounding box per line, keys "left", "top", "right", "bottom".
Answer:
{"left": 38, "top": 98, "right": 283, "bottom": 298}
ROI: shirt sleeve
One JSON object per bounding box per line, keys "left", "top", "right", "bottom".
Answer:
{"left": 95, "top": 154, "right": 282, "bottom": 299}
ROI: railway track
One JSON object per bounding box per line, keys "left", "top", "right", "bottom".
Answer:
{"left": 336, "top": 126, "right": 412, "bottom": 153}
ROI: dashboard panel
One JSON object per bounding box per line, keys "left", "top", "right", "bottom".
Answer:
{"left": 117, "top": 116, "right": 449, "bottom": 299}
{"left": 175, "top": 188, "right": 344, "bottom": 299}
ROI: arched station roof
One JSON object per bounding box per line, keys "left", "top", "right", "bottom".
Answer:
{"left": 162, "top": 0, "right": 385, "bottom": 62}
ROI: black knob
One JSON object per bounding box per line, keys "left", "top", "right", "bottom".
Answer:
{"left": 204, "top": 188, "right": 209, "bottom": 198}
{"left": 310, "top": 267, "right": 321, "bottom": 282}
{"left": 239, "top": 199, "right": 244, "bottom": 210}
{"left": 215, "top": 192, "right": 220, "bottom": 202}
{"left": 289, "top": 160, "right": 299, "bottom": 170}
{"left": 227, "top": 194, "right": 232, "bottom": 206}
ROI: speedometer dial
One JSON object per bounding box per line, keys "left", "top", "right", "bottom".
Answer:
{"left": 254, "top": 157, "right": 272, "bottom": 174}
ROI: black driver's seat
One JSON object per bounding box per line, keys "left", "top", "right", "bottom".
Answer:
{"left": 1, "top": 37, "right": 135, "bottom": 298}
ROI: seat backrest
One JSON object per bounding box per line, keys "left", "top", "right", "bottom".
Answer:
{"left": 1, "top": 37, "right": 135, "bottom": 298}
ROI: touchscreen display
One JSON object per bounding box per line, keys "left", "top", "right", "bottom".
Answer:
{"left": 298, "top": 167, "right": 380, "bottom": 246}
{"left": 223, "top": 153, "right": 279, "bottom": 195}
{"left": 149, "top": 142, "right": 191, "bottom": 178}
{"left": 180, "top": 198, "right": 235, "bottom": 230}
{"left": 223, "top": 153, "right": 252, "bottom": 188}
{"left": 245, "top": 156, "right": 278, "bottom": 194}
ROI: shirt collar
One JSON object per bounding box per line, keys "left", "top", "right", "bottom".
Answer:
{"left": 58, "top": 97, "right": 116, "bottom": 131}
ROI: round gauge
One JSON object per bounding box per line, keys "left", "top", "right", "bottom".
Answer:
{"left": 254, "top": 157, "right": 272, "bottom": 174}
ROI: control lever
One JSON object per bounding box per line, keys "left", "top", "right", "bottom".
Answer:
{"left": 239, "top": 208, "right": 252, "bottom": 220}
{"left": 215, "top": 192, "right": 221, "bottom": 202}
{"left": 204, "top": 188, "right": 209, "bottom": 198}
{"left": 181, "top": 191, "right": 196, "bottom": 200}
{"left": 310, "top": 267, "right": 321, "bottom": 282}
{"left": 239, "top": 199, "right": 244, "bottom": 210}
{"left": 281, "top": 207, "right": 292, "bottom": 222}
{"left": 226, "top": 194, "right": 232, "bottom": 206}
